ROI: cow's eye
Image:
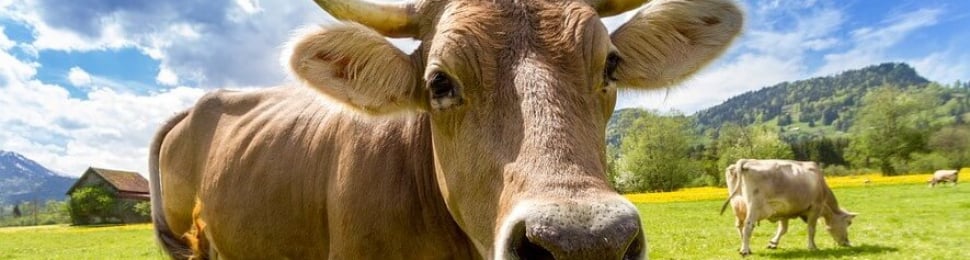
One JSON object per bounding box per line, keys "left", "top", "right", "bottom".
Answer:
{"left": 429, "top": 72, "right": 455, "bottom": 99}
{"left": 427, "top": 72, "right": 462, "bottom": 110}
{"left": 604, "top": 52, "right": 620, "bottom": 83}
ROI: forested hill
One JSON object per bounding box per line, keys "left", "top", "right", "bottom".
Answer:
{"left": 693, "top": 63, "right": 930, "bottom": 132}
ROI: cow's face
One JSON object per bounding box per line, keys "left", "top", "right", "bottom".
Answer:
{"left": 290, "top": 0, "right": 742, "bottom": 258}
{"left": 826, "top": 212, "right": 856, "bottom": 247}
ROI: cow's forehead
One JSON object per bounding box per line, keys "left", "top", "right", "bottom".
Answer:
{"left": 427, "top": 0, "right": 604, "bottom": 62}
{"left": 424, "top": 0, "right": 608, "bottom": 91}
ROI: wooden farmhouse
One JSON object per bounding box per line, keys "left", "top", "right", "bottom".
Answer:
{"left": 65, "top": 167, "right": 150, "bottom": 224}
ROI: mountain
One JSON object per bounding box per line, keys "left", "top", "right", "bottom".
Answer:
{"left": 606, "top": 62, "right": 970, "bottom": 156}
{"left": 0, "top": 150, "right": 76, "bottom": 204}
{"left": 693, "top": 63, "right": 933, "bottom": 133}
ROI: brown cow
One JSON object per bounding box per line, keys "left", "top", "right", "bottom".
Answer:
{"left": 721, "top": 159, "right": 856, "bottom": 256}
{"left": 928, "top": 169, "right": 959, "bottom": 187}
{"left": 150, "top": 0, "right": 743, "bottom": 259}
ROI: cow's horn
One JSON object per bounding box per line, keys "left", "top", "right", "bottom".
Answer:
{"left": 313, "top": 0, "right": 416, "bottom": 37}
{"left": 588, "top": 0, "right": 651, "bottom": 17}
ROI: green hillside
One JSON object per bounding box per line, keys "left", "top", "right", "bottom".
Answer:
{"left": 694, "top": 63, "right": 935, "bottom": 132}
{"left": 610, "top": 62, "right": 970, "bottom": 149}
{"left": 606, "top": 62, "right": 970, "bottom": 191}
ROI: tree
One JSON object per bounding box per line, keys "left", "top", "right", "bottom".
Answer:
{"left": 13, "top": 204, "right": 21, "bottom": 218}
{"left": 777, "top": 114, "right": 793, "bottom": 126}
{"left": 847, "top": 86, "right": 934, "bottom": 175}
{"left": 928, "top": 125, "right": 970, "bottom": 168}
{"left": 617, "top": 111, "right": 699, "bottom": 192}
{"left": 68, "top": 186, "right": 116, "bottom": 225}
{"left": 715, "top": 123, "right": 794, "bottom": 183}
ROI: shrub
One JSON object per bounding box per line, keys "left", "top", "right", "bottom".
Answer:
{"left": 69, "top": 186, "right": 116, "bottom": 225}
{"left": 909, "top": 152, "right": 950, "bottom": 173}
{"left": 133, "top": 201, "right": 151, "bottom": 218}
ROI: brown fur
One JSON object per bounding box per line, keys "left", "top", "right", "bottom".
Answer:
{"left": 152, "top": 0, "right": 743, "bottom": 258}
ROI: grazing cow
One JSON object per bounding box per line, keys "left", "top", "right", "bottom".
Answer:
{"left": 721, "top": 159, "right": 856, "bottom": 256}
{"left": 150, "top": 0, "right": 743, "bottom": 259}
{"left": 929, "top": 170, "right": 959, "bottom": 187}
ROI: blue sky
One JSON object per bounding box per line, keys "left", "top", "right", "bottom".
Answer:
{"left": 0, "top": 0, "right": 968, "bottom": 177}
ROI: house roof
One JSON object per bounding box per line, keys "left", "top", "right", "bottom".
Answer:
{"left": 67, "top": 167, "right": 149, "bottom": 195}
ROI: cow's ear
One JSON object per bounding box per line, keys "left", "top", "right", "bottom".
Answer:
{"left": 610, "top": 0, "right": 743, "bottom": 89}
{"left": 288, "top": 23, "right": 422, "bottom": 114}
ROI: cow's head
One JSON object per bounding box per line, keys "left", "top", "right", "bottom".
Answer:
{"left": 826, "top": 211, "right": 856, "bottom": 247}
{"left": 289, "top": 0, "right": 742, "bottom": 258}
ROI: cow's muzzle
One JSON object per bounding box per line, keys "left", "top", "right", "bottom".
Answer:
{"left": 497, "top": 199, "right": 646, "bottom": 260}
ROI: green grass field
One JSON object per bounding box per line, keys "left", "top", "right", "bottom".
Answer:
{"left": 642, "top": 183, "right": 970, "bottom": 259}
{"left": 0, "top": 224, "right": 165, "bottom": 259}
{"left": 1, "top": 183, "right": 967, "bottom": 259}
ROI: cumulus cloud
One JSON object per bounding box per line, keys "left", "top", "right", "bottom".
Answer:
{"left": 0, "top": 0, "right": 416, "bottom": 176}
{"left": 0, "top": 38, "right": 205, "bottom": 177}
{"left": 1, "top": 0, "right": 333, "bottom": 88}
{"left": 156, "top": 65, "right": 179, "bottom": 86}
{"left": 0, "top": 84, "right": 205, "bottom": 177}
{"left": 0, "top": 28, "right": 38, "bottom": 84}
{"left": 67, "top": 67, "right": 93, "bottom": 87}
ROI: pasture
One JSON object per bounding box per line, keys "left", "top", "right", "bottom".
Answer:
{"left": 1, "top": 180, "right": 967, "bottom": 259}
{"left": 639, "top": 182, "right": 970, "bottom": 259}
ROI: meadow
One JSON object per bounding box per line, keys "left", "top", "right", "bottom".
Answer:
{"left": 1, "top": 177, "right": 967, "bottom": 259}
{"left": 638, "top": 182, "right": 970, "bottom": 259}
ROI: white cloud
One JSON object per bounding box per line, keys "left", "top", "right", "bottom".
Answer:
{"left": 156, "top": 65, "right": 179, "bottom": 86}
{"left": 0, "top": 44, "right": 206, "bottom": 177}
{"left": 67, "top": 67, "right": 92, "bottom": 87}
{"left": 617, "top": 53, "right": 805, "bottom": 113}
{"left": 910, "top": 51, "right": 970, "bottom": 84}
{"left": 0, "top": 27, "right": 37, "bottom": 83}
{"left": 0, "top": 0, "right": 332, "bottom": 88}
{"left": 0, "top": 82, "right": 206, "bottom": 177}
{"left": 0, "top": 2, "right": 133, "bottom": 52}
{"left": 234, "top": 0, "right": 263, "bottom": 15}
{"left": 746, "top": 8, "right": 844, "bottom": 57}
{"left": 817, "top": 8, "right": 943, "bottom": 76}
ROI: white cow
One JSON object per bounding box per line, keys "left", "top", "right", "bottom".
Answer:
{"left": 721, "top": 159, "right": 857, "bottom": 256}
{"left": 928, "top": 170, "right": 959, "bottom": 187}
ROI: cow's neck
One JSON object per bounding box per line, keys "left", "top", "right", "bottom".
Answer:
{"left": 400, "top": 114, "right": 478, "bottom": 257}
{"left": 819, "top": 185, "right": 844, "bottom": 219}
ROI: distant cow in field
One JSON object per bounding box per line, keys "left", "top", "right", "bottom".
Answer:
{"left": 722, "top": 159, "right": 857, "bottom": 256}
{"left": 928, "top": 170, "right": 959, "bottom": 187}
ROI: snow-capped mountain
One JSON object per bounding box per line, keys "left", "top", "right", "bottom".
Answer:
{"left": 0, "top": 150, "right": 76, "bottom": 204}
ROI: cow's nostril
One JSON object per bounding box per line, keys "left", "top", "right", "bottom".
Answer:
{"left": 623, "top": 229, "right": 646, "bottom": 260}
{"left": 509, "top": 221, "right": 554, "bottom": 260}
{"left": 514, "top": 236, "right": 554, "bottom": 260}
